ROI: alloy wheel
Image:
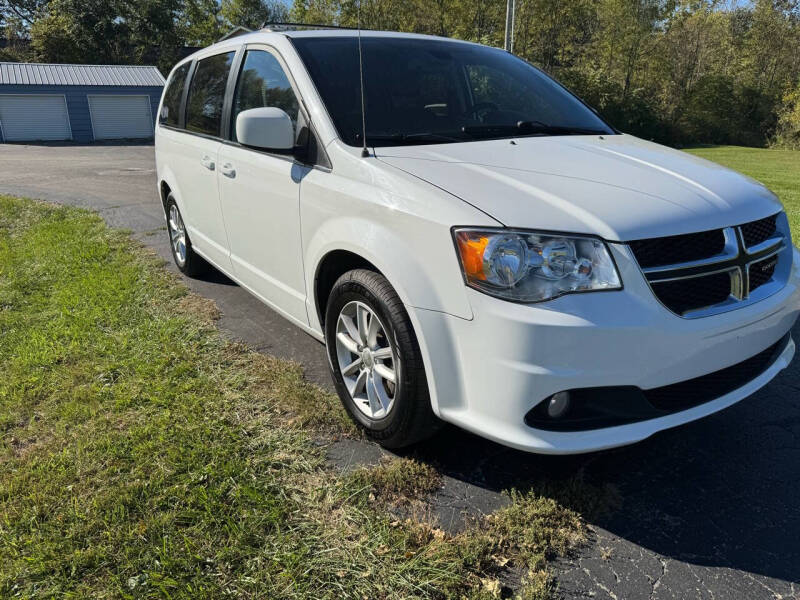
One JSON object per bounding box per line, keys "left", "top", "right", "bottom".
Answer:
{"left": 335, "top": 300, "right": 398, "bottom": 419}
{"left": 168, "top": 203, "right": 187, "bottom": 267}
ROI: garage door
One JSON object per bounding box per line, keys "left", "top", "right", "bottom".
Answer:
{"left": 0, "top": 95, "right": 71, "bottom": 141}
{"left": 88, "top": 95, "right": 154, "bottom": 140}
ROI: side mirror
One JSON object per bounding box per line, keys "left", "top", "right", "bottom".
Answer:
{"left": 236, "top": 107, "right": 294, "bottom": 151}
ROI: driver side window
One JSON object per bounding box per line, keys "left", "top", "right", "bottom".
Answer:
{"left": 231, "top": 49, "right": 300, "bottom": 143}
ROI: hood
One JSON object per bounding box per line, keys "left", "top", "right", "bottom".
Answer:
{"left": 375, "top": 134, "right": 782, "bottom": 241}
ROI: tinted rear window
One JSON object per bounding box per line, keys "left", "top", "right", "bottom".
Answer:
{"left": 185, "top": 51, "right": 235, "bottom": 137}
{"left": 160, "top": 62, "right": 190, "bottom": 127}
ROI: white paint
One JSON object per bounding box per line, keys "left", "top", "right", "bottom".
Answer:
{"left": 0, "top": 94, "right": 71, "bottom": 141}
{"left": 235, "top": 107, "right": 294, "bottom": 150}
{"left": 88, "top": 95, "right": 153, "bottom": 140}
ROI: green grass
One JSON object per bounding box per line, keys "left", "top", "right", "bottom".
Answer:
{"left": 686, "top": 146, "right": 800, "bottom": 235}
{"left": 0, "top": 196, "right": 616, "bottom": 599}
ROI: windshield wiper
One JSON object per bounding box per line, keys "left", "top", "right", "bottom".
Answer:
{"left": 462, "top": 121, "right": 607, "bottom": 138}
{"left": 356, "top": 132, "right": 465, "bottom": 145}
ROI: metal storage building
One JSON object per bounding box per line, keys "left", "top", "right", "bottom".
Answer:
{"left": 0, "top": 62, "right": 164, "bottom": 142}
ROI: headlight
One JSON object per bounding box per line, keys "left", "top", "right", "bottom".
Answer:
{"left": 454, "top": 228, "right": 622, "bottom": 302}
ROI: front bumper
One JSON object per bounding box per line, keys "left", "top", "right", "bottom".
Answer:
{"left": 411, "top": 245, "right": 800, "bottom": 454}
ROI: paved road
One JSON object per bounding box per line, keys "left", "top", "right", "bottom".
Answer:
{"left": 2, "top": 143, "right": 798, "bottom": 600}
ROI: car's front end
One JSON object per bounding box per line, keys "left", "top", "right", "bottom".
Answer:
{"left": 410, "top": 213, "right": 799, "bottom": 453}
{"left": 289, "top": 31, "right": 799, "bottom": 453}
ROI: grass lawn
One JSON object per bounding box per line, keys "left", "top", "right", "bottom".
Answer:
{"left": 0, "top": 196, "right": 616, "bottom": 599}
{"left": 686, "top": 146, "right": 800, "bottom": 236}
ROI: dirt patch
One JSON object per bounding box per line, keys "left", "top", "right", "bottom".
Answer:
{"left": 177, "top": 292, "right": 222, "bottom": 324}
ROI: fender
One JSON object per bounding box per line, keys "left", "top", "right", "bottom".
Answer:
{"left": 304, "top": 216, "right": 474, "bottom": 334}
{"left": 299, "top": 150, "right": 499, "bottom": 416}
{"left": 156, "top": 163, "right": 185, "bottom": 217}
{"left": 304, "top": 226, "right": 467, "bottom": 418}
{"left": 300, "top": 145, "right": 501, "bottom": 330}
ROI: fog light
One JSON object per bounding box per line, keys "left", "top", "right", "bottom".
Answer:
{"left": 546, "top": 392, "right": 571, "bottom": 419}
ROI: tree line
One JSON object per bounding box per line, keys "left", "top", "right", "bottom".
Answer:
{"left": 2, "top": 0, "right": 799, "bottom": 149}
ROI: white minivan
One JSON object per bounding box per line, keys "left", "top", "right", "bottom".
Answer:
{"left": 155, "top": 27, "right": 800, "bottom": 454}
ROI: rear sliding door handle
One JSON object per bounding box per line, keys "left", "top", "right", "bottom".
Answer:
{"left": 200, "top": 155, "right": 215, "bottom": 171}
{"left": 220, "top": 163, "right": 236, "bottom": 178}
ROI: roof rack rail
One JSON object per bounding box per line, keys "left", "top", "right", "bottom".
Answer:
{"left": 260, "top": 21, "right": 372, "bottom": 32}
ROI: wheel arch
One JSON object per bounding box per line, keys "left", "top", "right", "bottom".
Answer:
{"left": 305, "top": 216, "right": 473, "bottom": 331}
{"left": 157, "top": 164, "right": 186, "bottom": 220}
{"left": 308, "top": 238, "right": 434, "bottom": 335}
{"left": 313, "top": 244, "right": 450, "bottom": 418}
{"left": 306, "top": 226, "right": 470, "bottom": 421}
{"left": 314, "top": 249, "right": 381, "bottom": 328}
{"left": 159, "top": 180, "right": 172, "bottom": 215}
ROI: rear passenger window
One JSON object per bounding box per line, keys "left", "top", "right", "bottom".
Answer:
{"left": 231, "top": 50, "right": 300, "bottom": 142}
{"left": 160, "top": 62, "right": 190, "bottom": 127}
{"left": 185, "top": 51, "right": 235, "bottom": 137}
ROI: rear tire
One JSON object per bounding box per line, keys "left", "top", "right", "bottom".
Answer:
{"left": 165, "top": 193, "right": 205, "bottom": 278}
{"left": 325, "top": 269, "right": 441, "bottom": 448}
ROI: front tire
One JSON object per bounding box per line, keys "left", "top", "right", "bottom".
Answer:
{"left": 165, "top": 193, "right": 205, "bottom": 277}
{"left": 325, "top": 269, "right": 440, "bottom": 448}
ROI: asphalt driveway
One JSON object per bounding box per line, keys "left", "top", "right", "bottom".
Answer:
{"left": 1, "top": 143, "right": 798, "bottom": 600}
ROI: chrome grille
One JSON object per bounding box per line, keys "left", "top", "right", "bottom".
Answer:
{"left": 629, "top": 213, "right": 790, "bottom": 317}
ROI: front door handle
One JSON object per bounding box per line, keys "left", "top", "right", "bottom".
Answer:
{"left": 220, "top": 163, "right": 236, "bottom": 178}
{"left": 200, "top": 155, "right": 215, "bottom": 171}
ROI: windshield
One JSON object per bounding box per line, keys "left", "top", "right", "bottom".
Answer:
{"left": 291, "top": 36, "right": 614, "bottom": 147}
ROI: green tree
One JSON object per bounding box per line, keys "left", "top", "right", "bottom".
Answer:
{"left": 773, "top": 82, "right": 800, "bottom": 148}
{"left": 0, "top": 0, "right": 48, "bottom": 28}
{"left": 290, "top": 0, "right": 341, "bottom": 25}
{"left": 0, "top": 13, "right": 33, "bottom": 61}
{"left": 742, "top": 0, "right": 800, "bottom": 93}
{"left": 30, "top": 0, "right": 184, "bottom": 72}
{"left": 124, "top": 0, "right": 184, "bottom": 69}
{"left": 180, "top": 0, "right": 223, "bottom": 46}
{"left": 591, "top": 0, "right": 674, "bottom": 99}
{"left": 513, "top": 0, "right": 596, "bottom": 74}
{"left": 1, "top": 0, "right": 46, "bottom": 61}
{"left": 220, "top": 0, "right": 288, "bottom": 30}
{"left": 29, "top": 0, "right": 112, "bottom": 64}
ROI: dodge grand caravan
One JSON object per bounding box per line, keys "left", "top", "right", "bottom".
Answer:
{"left": 155, "top": 28, "right": 800, "bottom": 454}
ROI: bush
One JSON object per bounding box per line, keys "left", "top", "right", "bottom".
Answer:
{"left": 667, "top": 75, "right": 776, "bottom": 147}
{"left": 559, "top": 68, "right": 668, "bottom": 143}
{"left": 772, "top": 83, "right": 800, "bottom": 150}
{"left": 677, "top": 75, "right": 740, "bottom": 145}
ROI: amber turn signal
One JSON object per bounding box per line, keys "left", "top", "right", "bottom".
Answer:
{"left": 455, "top": 231, "right": 489, "bottom": 281}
